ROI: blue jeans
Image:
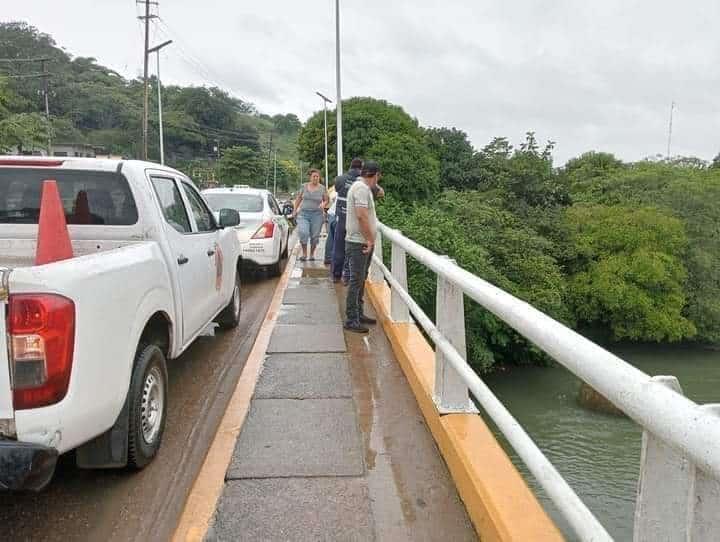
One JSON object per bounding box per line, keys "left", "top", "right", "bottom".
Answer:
{"left": 345, "top": 241, "right": 372, "bottom": 325}
{"left": 297, "top": 209, "right": 323, "bottom": 247}
{"left": 332, "top": 214, "right": 347, "bottom": 279}
{"left": 324, "top": 214, "right": 336, "bottom": 264}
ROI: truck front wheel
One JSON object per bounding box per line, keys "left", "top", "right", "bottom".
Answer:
{"left": 127, "top": 344, "right": 168, "bottom": 469}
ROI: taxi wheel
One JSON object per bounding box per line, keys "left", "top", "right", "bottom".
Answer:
{"left": 268, "top": 246, "right": 282, "bottom": 277}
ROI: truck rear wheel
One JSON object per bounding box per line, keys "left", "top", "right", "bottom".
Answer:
{"left": 216, "top": 273, "right": 241, "bottom": 329}
{"left": 128, "top": 344, "right": 168, "bottom": 469}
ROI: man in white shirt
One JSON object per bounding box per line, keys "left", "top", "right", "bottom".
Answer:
{"left": 344, "top": 161, "right": 381, "bottom": 333}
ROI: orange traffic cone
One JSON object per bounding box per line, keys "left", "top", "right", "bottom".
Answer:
{"left": 35, "top": 180, "right": 74, "bottom": 265}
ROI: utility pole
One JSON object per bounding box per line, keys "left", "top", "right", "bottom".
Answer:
{"left": 265, "top": 131, "right": 273, "bottom": 190}
{"left": 138, "top": 0, "right": 159, "bottom": 161}
{"left": 335, "top": 0, "right": 343, "bottom": 176}
{"left": 148, "top": 39, "right": 172, "bottom": 165}
{"left": 273, "top": 149, "right": 277, "bottom": 197}
{"left": 666, "top": 101, "right": 675, "bottom": 159}
{"left": 40, "top": 59, "right": 51, "bottom": 153}
{"left": 316, "top": 91, "right": 332, "bottom": 190}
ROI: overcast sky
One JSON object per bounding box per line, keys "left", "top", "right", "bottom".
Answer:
{"left": 4, "top": 1, "right": 720, "bottom": 163}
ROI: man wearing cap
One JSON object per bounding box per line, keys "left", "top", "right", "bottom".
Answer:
{"left": 344, "top": 161, "right": 381, "bottom": 333}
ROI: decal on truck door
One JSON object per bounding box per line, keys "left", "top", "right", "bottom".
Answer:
{"left": 215, "top": 243, "right": 223, "bottom": 291}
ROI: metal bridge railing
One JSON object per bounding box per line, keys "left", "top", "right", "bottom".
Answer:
{"left": 370, "top": 222, "right": 720, "bottom": 542}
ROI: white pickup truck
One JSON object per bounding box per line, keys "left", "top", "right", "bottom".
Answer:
{"left": 0, "top": 157, "right": 243, "bottom": 490}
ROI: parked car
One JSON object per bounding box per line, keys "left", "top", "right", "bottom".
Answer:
{"left": 203, "top": 186, "right": 291, "bottom": 277}
{"left": 0, "top": 157, "right": 242, "bottom": 490}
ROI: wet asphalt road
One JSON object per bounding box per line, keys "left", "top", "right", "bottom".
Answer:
{"left": 0, "top": 272, "right": 280, "bottom": 542}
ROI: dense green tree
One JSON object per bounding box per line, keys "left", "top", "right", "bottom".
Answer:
{"left": 565, "top": 204, "right": 694, "bottom": 342}
{"left": 424, "top": 127, "right": 476, "bottom": 190}
{"left": 568, "top": 161, "right": 720, "bottom": 342}
{"left": 0, "top": 78, "right": 52, "bottom": 152}
{"left": 217, "top": 146, "right": 264, "bottom": 186}
{"left": 276, "top": 159, "right": 300, "bottom": 193}
{"left": 0, "top": 112, "right": 52, "bottom": 153}
{"left": 379, "top": 191, "right": 568, "bottom": 372}
{"left": 299, "top": 97, "right": 424, "bottom": 174}
{"left": 368, "top": 133, "right": 440, "bottom": 201}
{"left": 465, "top": 133, "right": 569, "bottom": 210}
{"left": 271, "top": 113, "right": 301, "bottom": 134}
{"left": 563, "top": 151, "right": 624, "bottom": 183}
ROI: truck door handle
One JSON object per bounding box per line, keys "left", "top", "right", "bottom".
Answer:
{"left": 207, "top": 249, "right": 216, "bottom": 257}
{"left": 177, "top": 255, "right": 189, "bottom": 265}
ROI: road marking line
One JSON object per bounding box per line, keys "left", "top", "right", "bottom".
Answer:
{"left": 172, "top": 253, "right": 296, "bottom": 542}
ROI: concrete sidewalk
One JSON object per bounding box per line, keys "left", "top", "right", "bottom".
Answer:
{"left": 207, "top": 247, "right": 475, "bottom": 541}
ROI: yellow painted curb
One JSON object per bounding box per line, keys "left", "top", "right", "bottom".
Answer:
{"left": 172, "top": 255, "right": 297, "bottom": 542}
{"left": 366, "top": 281, "right": 563, "bottom": 542}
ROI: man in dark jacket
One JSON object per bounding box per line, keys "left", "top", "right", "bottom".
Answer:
{"left": 331, "top": 158, "right": 363, "bottom": 282}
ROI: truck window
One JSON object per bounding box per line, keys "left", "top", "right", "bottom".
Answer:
{"left": 150, "top": 176, "right": 191, "bottom": 233}
{"left": 0, "top": 168, "right": 138, "bottom": 225}
{"left": 181, "top": 181, "right": 215, "bottom": 232}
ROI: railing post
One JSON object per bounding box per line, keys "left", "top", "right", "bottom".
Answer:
{"left": 634, "top": 375, "right": 692, "bottom": 542}
{"left": 369, "top": 227, "right": 383, "bottom": 283}
{"left": 433, "top": 256, "right": 476, "bottom": 414}
{"left": 688, "top": 404, "right": 720, "bottom": 541}
{"left": 390, "top": 238, "right": 410, "bottom": 322}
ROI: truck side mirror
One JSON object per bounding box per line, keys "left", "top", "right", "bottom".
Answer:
{"left": 218, "top": 208, "right": 240, "bottom": 228}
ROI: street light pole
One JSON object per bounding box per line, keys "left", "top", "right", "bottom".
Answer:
{"left": 335, "top": 0, "right": 343, "bottom": 176}
{"left": 148, "top": 40, "right": 172, "bottom": 165}
{"left": 273, "top": 149, "right": 277, "bottom": 197}
{"left": 316, "top": 91, "right": 332, "bottom": 190}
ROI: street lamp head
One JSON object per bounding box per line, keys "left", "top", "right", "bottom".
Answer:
{"left": 316, "top": 91, "right": 333, "bottom": 103}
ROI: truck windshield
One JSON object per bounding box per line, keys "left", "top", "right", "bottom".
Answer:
{"left": 0, "top": 168, "right": 138, "bottom": 225}
{"left": 204, "top": 193, "right": 263, "bottom": 213}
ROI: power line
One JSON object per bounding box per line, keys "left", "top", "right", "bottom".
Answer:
{"left": 137, "top": 0, "right": 159, "bottom": 160}
{"left": 155, "top": 18, "right": 244, "bottom": 96}
{"left": 0, "top": 72, "right": 55, "bottom": 79}
{"left": 0, "top": 57, "right": 52, "bottom": 63}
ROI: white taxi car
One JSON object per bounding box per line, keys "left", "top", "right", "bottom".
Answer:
{"left": 203, "top": 186, "right": 290, "bottom": 276}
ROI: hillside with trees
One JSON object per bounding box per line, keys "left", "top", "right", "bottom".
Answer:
{"left": 0, "top": 22, "right": 300, "bottom": 189}
{"left": 299, "top": 98, "right": 720, "bottom": 372}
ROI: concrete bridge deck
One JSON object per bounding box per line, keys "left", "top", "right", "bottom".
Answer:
{"left": 206, "top": 253, "right": 475, "bottom": 541}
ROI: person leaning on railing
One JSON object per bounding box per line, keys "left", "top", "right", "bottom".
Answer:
{"left": 332, "top": 158, "right": 384, "bottom": 284}
{"left": 343, "top": 160, "right": 382, "bottom": 333}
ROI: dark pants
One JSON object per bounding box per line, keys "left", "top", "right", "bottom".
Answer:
{"left": 332, "top": 214, "right": 347, "bottom": 279}
{"left": 324, "top": 214, "right": 336, "bottom": 264}
{"left": 345, "top": 241, "right": 372, "bottom": 325}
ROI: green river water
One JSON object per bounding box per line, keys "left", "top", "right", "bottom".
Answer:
{"left": 484, "top": 344, "right": 720, "bottom": 541}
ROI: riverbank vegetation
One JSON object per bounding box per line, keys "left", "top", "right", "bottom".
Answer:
{"left": 299, "top": 98, "right": 720, "bottom": 372}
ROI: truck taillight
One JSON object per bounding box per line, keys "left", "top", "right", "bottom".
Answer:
{"left": 252, "top": 221, "right": 275, "bottom": 239}
{"left": 8, "top": 294, "right": 75, "bottom": 410}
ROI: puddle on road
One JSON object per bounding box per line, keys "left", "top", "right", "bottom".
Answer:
{"left": 301, "top": 266, "right": 329, "bottom": 278}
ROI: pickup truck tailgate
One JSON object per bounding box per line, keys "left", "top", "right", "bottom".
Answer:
{"left": 0, "top": 270, "right": 13, "bottom": 423}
